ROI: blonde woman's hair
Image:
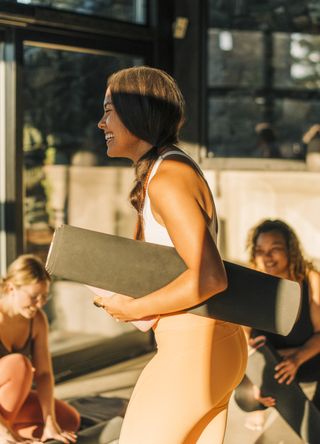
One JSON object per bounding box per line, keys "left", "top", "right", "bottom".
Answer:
{"left": 0, "top": 254, "right": 50, "bottom": 294}
{"left": 247, "top": 219, "right": 316, "bottom": 281}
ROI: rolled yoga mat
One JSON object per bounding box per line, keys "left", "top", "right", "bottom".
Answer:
{"left": 45, "top": 224, "right": 301, "bottom": 335}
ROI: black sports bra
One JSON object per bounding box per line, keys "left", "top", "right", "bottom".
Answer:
{"left": 0, "top": 319, "right": 34, "bottom": 360}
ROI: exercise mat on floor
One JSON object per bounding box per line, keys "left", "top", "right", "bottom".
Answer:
{"left": 246, "top": 343, "right": 320, "bottom": 444}
{"left": 46, "top": 224, "right": 301, "bottom": 335}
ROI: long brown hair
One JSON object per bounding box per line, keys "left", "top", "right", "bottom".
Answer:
{"left": 247, "top": 219, "right": 316, "bottom": 281}
{"left": 107, "top": 66, "right": 185, "bottom": 225}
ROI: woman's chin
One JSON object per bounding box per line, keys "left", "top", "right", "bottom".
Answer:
{"left": 21, "top": 308, "right": 37, "bottom": 319}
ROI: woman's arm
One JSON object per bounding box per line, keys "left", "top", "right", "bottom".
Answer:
{"left": 32, "top": 310, "right": 76, "bottom": 443}
{"left": 32, "top": 310, "right": 55, "bottom": 420}
{"left": 101, "top": 160, "right": 227, "bottom": 321}
{"left": 275, "top": 270, "right": 320, "bottom": 384}
{"left": 294, "top": 270, "right": 320, "bottom": 364}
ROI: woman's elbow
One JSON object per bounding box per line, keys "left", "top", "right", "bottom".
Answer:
{"left": 206, "top": 272, "right": 228, "bottom": 296}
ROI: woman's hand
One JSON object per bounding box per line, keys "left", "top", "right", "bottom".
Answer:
{"left": 274, "top": 349, "right": 301, "bottom": 385}
{"left": 93, "top": 293, "right": 136, "bottom": 322}
{"left": 252, "top": 384, "right": 276, "bottom": 408}
{"left": 41, "top": 418, "right": 77, "bottom": 443}
{"left": 248, "top": 335, "right": 266, "bottom": 351}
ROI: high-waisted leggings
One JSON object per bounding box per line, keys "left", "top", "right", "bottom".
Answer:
{"left": 0, "top": 353, "right": 80, "bottom": 439}
{"left": 119, "top": 313, "right": 247, "bottom": 444}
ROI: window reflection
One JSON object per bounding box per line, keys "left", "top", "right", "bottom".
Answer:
{"left": 23, "top": 44, "right": 142, "bottom": 260}
{"left": 208, "top": 95, "right": 264, "bottom": 157}
{"left": 207, "top": 29, "right": 264, "bottom": 87}
{"left": 274, "top": 98, "right": 320, "bottom": 158}
{"left": 16, "top": 0, "right": 147, "bottom": 24}
{"left": 273, "top": 33, "right": 320, "bottom": 89}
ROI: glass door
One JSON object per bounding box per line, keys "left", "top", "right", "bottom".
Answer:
{"left": 22, "top": 42, "right": 143, "bottom": 261}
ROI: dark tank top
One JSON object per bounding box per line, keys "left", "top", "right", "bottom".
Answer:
{"left": 0, "top": 319, "right": 34, "bottom": 360}
{"left": 253, "top": 280, "right": 313, "bottom": 348}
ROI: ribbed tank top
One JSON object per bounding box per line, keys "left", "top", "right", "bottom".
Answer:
{"left": 143, "top": 150, "right": 216, "bottom": 245}
{"left": 142, "top": 150, "right": 216, "bottom": 318}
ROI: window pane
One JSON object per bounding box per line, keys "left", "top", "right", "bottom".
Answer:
{"left": 273, "top": 33, "right": 320, "bottom": 89}
{"left": 16, "top": 0, "right": 147, "bottom": 24}
{"left": 274, "top": 98, "right": 320, "bottom": 158}
{"left": 208, "top": 95, "right": 264, "bottom": 157}
{"left": 207, "top": 29, "right": 264, "bottom": 87}
{"left": 23, "top": 44, "right": 143, "bottom": 260}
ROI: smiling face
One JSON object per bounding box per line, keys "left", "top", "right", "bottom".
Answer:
{"left": 98, "top": 87, "right": 151, "bottom": 162}
{"left": 253, "top": 230, "right": 290, "bottom": 279}
{"left": 11, "top": 280, "right": 50, "bottom": 319}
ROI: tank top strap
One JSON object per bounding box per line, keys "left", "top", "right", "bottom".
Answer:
{"left": 160, "top": 150, "right": 204, "bottom": 177}
{"left": 147, "top": 156, "right": 164, "bottom": 185}
{"left": 28, "top": 318, "right": 34, "bottom": 340}
{"left": 146, "top": 150, "right": 203, "bottom": 189}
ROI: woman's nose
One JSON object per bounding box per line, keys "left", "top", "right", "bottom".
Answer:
{"left": 98, "top": 115, "right": 106, "bottom": 130}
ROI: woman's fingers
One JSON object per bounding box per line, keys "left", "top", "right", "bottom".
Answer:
{"left": 260, "top": 396, "right": 276, "bottom": 407}
{"left": 274, "top": 360, "right": 296, "bottom": 384}
{"left": 42, "top": 431, "right": 77, "bottom": 443}
{"left": 249, "top": 336, "right": 266, "bottom": 349}
{"left": 61, "top": 431, "right": 77, "bottom": 443}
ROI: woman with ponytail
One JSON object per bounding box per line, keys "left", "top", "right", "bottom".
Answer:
{"left": 0, "top": 255, "right": 80, "bottom": 443}
{"left": 95, "top": 66, "right": 247, "bottom": 444}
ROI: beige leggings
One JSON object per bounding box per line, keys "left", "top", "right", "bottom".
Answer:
{"left": 119, "top": 313, "right": 247, "bottom": 444}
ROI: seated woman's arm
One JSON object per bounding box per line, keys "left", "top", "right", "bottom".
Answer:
{"left": 33, "top": 310, "right": 76, "bottom": 443}
{"left": 275, "top": 270, "right": 320, "bottom": 384}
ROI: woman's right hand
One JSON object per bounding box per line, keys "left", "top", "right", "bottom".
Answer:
{"left": 41, "top": 417, "right": 77, "bottom": 443}
{"left": 252, "top": 384, "right": 276, "bottom": 408}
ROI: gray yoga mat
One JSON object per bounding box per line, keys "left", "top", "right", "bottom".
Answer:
{"left": 46, "top": 224, "right": 301, "bottom": 335}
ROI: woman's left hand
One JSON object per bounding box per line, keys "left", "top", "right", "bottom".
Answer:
{"left": 41, "top": 420, "right": 77, "bottom": 443}
{"left": 274, "top": 350, "right": 301, "bottom": 385}
{"left": 93, "top": 293, "right": 136, "bottom": 322}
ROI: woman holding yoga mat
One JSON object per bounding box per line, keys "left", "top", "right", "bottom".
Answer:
{"left": 0, "top": 254, "right": 80, "bottom": 443}
{"left": 234, "top": 219, "right": 320, "bottom": 431}
{"left": 95, "top": 66, "right": 247, "bottom": 444}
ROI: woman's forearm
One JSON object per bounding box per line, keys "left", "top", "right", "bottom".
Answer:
{"left": 131, "top": 267, "right": 227, "bottom": 318}
{"left": 296, "top": 333, "right": 320, "bottom": 366}
{"left": 35, "top": 372, "right": 56, "bottom": 422}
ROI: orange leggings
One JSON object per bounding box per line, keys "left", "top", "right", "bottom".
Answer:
{"left": 119, "top": 313, "right": 247, "bottom": 444}
{"left": 0, "top": 353, "right": 80, "bottom": 439}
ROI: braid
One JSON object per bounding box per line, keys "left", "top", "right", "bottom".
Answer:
{"left": 129, "top": 147, "right": 159, "bottom": 214}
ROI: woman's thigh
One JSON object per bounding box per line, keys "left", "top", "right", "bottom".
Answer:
{"left": 119, "top": 321, "right": 247, "bottom": 444}
{"left": 13, "top": 390, "right": 80, "bottom": 438}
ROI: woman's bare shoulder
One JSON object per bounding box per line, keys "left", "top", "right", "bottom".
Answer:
{"left": 150, "top": 157, "right": 201, "bottom": 192}
{"left": 307, "top": 269, "right": 320, "bottom": 304}
{"left": 33, "top": 309, "right": 49, "bottom": 336}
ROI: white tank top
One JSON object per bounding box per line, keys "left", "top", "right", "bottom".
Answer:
{"left": 143, "top": 150, "right": 216, "bottom": 246}
{"left": 142, "top": 150, "right": 216, "bottom": 317}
